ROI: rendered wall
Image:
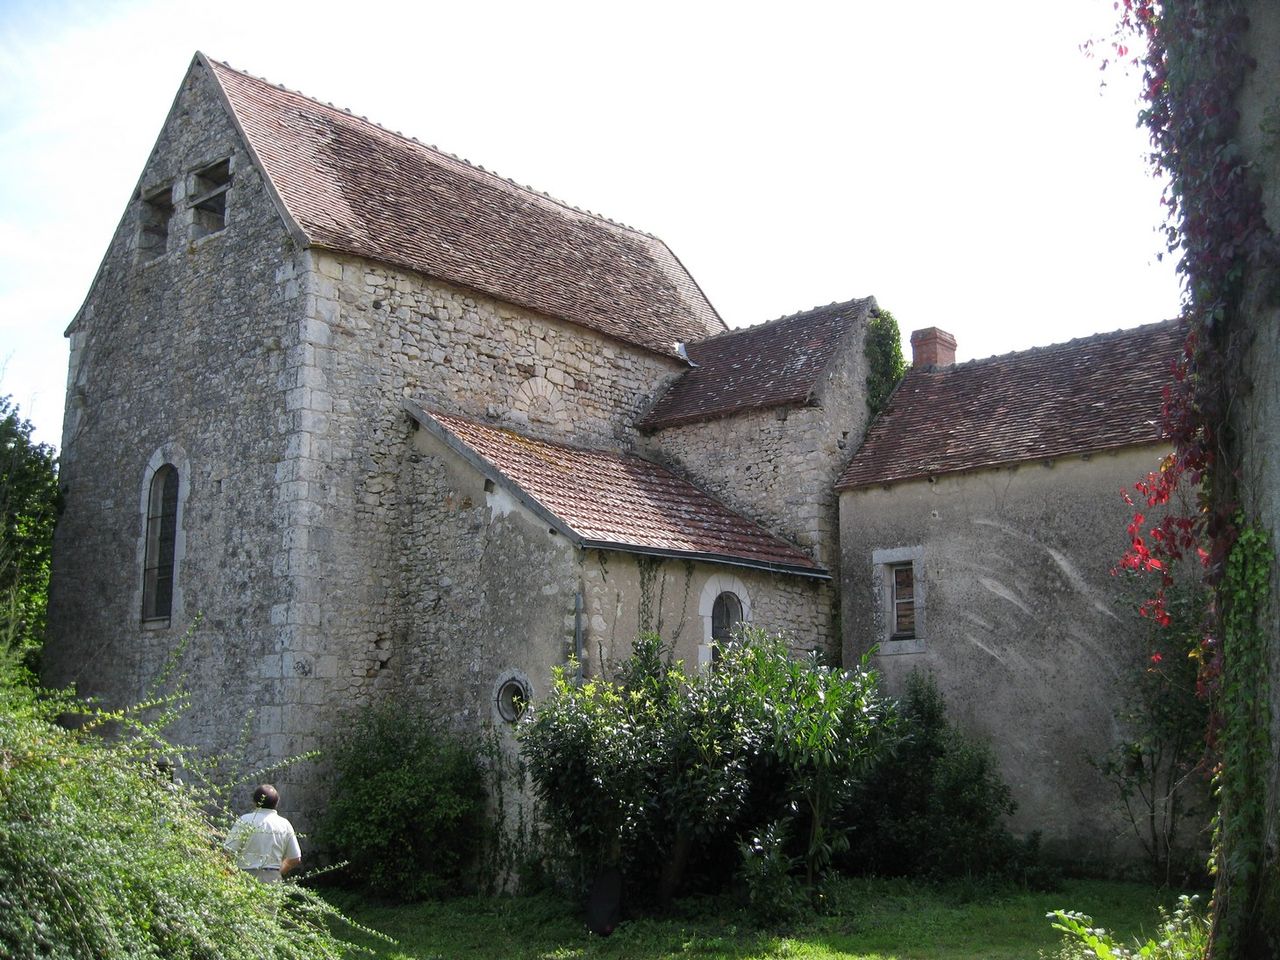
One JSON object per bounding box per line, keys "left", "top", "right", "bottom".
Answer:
{"left": 839, "top": 446, "right": 1173, "bottom": 862}
{"left": 578, "top": 550, "right": 832, "bottom": 676}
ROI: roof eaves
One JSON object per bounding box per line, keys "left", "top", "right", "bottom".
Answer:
{"left": 834, "top": 436, "right": 1171, "bottom": 493}
{"left": 402, "top": 399, "right": 584, "bottom": 546}
{"left": 579, "top": 540, "right": 830, "bottom": 580}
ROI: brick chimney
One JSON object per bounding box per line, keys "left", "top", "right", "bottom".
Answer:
{"left": 909, "top": 327, "right": 957, "bottom": 368}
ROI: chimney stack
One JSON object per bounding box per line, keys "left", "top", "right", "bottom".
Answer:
{"left": 910, "top": 327, "right": 957, "bottom": 368}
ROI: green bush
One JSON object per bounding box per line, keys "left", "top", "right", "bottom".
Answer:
{"left": 317, "top": 702, "right": 486, "bottom": 900}
{"left": 0, "top": 656, "right": 367, "bottom": 959}
{"left": 520, "top": 629, "right": 893, "bottom": 904}
{"left": 1047, "top": 894, "right": 1207, "bottom": 959}
{"left": 0, "top": 396, "right": 59, "bottom": 671}
{"left": 843, "top": 669, "right": 1028, "bottom": 881}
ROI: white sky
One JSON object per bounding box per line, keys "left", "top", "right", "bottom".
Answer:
{"left": 0, "top": 0, "right": 1181, "bottom": 449}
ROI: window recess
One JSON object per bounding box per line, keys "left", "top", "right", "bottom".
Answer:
{"left": 190, "top": 158, "right": 231, "bottom": 238}
{"left": 139, "top": 185, "right": 173, "bottom": 261}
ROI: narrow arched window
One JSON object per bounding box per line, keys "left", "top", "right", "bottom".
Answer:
{"left": 142, "top": 465, "right": 179, "bottom": 622}
{"left": 711, "top": 591, "right": 744, "bottom": 662}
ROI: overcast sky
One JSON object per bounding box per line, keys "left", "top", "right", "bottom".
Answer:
{"left": 0, "top": 0, "right": 1181, "bottom": 448}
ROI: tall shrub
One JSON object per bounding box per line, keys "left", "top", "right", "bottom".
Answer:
{"left": 520, "top": 629, "right": 893, "bottom": 902}
{"left": 844, "top": 670, "right": 1021, "bottom": 880}
{"left": 316, "top": 702, "right": 486, "bottom": 900}
{"left": 0, "top": 397, "right": 59, "bottom": 669}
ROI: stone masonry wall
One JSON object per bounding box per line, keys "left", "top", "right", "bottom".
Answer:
{"left": 315, "top": 252, "right": 687, "bottom": 449}
{"left": 44, "top": 59, "right": 311, "bottom": 814}
{"left": 263, "top": 249, "right": 694, "bottom": 823}
{"left": 838, "top": 446, "right": 1174, "bottom": 863}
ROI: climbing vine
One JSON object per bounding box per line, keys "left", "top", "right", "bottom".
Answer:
{"left": 1106, "top": 1, "right": 1280, "bottom": 953}
{"left": 1210, "top": 520, "right": 1273, "bottom": 955}
{"left": 863, "top": 309, "right": 906, "bottom": 418}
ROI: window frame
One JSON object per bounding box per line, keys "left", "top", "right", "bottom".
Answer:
{"left": 710, "top": 590, "right": 745, "bottom": 662}
{"left": 872, "top": 546, "right": 925, "bottom": 654}
{"left": 142, "top": 464, "right": 179, "bottom": 624}
{"left": 698, "top": 573, "right": 752, "bottom": 668}
{"left": 138, "top": 447, "right": 189, "bottom": 630}
{"left": 189, "top": 157, "right": 232, "bottom": 239}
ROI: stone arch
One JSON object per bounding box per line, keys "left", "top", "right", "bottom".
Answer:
{"left": 137, "top": 443, "right": 190, "bottom": 628}
{"left": 696, "top": 571, "right": 753, "bottom": 667}
{"left": 509, "top": 376, "right": 566, "bottom": 428}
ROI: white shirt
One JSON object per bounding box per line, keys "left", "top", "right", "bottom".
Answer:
{"left": 224, "top": 808, "right": 302, "bottom": 870}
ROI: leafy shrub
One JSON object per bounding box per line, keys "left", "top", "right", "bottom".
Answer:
{"left": 738, "top": 820, "right": 808, "bottom": 925}
{"left": 317, "top": 702, "right": 486, "bottom": 900}
{"left": 1047, "top": 894, "right": 1207, "bottom": 959}
{"left": 0, "top": 654, "right": 368, "bottom": 959}
{"left": 1098, "top": 579, "right": 1210, "bottom": 885}
{"left": 520, "top": 629, "right": 893, "bottom": 904}
{"left": 843, "top": 669, "right": 1027, "bottom": 881}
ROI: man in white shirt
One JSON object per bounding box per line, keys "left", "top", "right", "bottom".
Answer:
{"left": 224, "top": 784, "right": 302, "bottom": 883}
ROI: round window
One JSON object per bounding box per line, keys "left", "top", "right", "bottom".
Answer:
{"left": 495, "top": 677, "right": 530, "bottom": 723}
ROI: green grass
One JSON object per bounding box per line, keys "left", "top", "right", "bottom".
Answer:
{"left": 326, "top": 877, "right": 1198, "bottom": 960}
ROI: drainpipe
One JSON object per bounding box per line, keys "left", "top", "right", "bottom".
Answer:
{"left": 574, "top": 591, "right": 584, "bottom": 684}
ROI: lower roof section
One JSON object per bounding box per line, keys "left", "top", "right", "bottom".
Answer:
{"left": 405, "top": 400, "right": 828, "bottom": 580}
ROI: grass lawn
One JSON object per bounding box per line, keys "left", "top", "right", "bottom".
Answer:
{"left": 326, "top": 877, "right": 1198, "bottom": 960}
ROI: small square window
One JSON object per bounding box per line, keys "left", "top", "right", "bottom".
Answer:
{"left": 139, "top": 185, "right": 173, "bottom": 261}
{"left": 190, "top": 158, "right": 231, "bottom": 238}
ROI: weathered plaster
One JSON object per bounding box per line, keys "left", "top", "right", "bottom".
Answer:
{"left": 839, "top": 446, "right": 1174, "bottom": 862}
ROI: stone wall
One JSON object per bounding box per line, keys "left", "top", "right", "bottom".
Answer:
{"left": 260, "top": 249, "right": 693, "bottom": 818}
{"left": 642, "top": 318, "right": 870, "bottom": 574}
{"left": 578, "top": 550, "right": 832, "bottom": 675}
{"left": 45, "top": 59, "right": 309, "bottom": 809}
{"left": 838, "top": 446, "right": 1174, "bottom": 863}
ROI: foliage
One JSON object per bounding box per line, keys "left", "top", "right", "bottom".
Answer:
{"left": 519, "top": 629, "right": 893, "bottom": 904}
{"left": 863, "top": 308, "right": 907, "bottom": 418}
{"left": 316, "top": 701, "right": 487, "bottom": 901}
{"left": 332, "top": 876, "right": 1181, "bottom": 960}
{"left": 1107, "top": 0, "right": 1273, "bottom": 621}
{"left": 843, "top": 669, "right": 1028, "bottom": 882}
{"left": 1097, "top": 579, "right": 1210, "bottom": 885}
{"left": 1209, "top": 519, "right": 1273, "bottom": 953}
{"left": 0, "top": 648, "right": 373, "bottom": 959}
{"left": 1101, "top": 3, "right": 1280, "bottom": 949}
{"left": 0, "top": 397, "right": 59, "bottom": 670}
{"left": 738, "top": 821, "right": 808, "bottom": 925}
{"left": 1047, "top": 895, "right": 1207, "bottom": 960}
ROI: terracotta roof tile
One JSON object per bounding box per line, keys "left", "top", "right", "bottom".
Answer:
{"left": 835, "top": 320, "right": 1187, "bottom": 491}
{"left": 204, "top": 56, "right": 725, "bottom": 356}
{"left": 638, "top": 298, "right": 874, "bottom": 430}
{"left": 423, "top": 409, "right": 824, "bottom": 576}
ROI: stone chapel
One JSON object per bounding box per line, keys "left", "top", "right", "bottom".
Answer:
{"left": 44, "top": 53, "right": 1187, "bottom": 864}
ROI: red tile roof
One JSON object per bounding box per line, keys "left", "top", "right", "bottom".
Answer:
{"left": 203, "top": 55, "right": 725, "bottom": 357}
{"left": 835, "top": 321, "right": 1187, "bottom": 491}
{"left": 416, "top": 406, "right": 825, "bottom": 577}
{"left": 638, "top": 298, "right": 874, "bottom": 431}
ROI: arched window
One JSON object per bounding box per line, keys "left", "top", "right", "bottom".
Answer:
{"left": 142, "top": 464, "right": 179, "bottom": 622}
{"left": 711, "top": 591, "right": 744, "bottom": 662}
{"left": 698, "top": 574, "right": 752, "bottom": 668}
